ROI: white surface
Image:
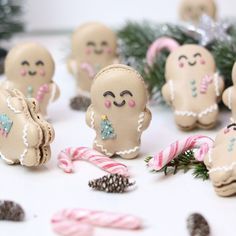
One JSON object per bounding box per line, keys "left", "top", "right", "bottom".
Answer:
{"left": 1, "top": 35, "right": 236, "bottom": 236}
{"left": 23, "top": 0, "right": 236, "bottom": 31}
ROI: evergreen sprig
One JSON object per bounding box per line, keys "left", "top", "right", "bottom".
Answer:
{"left": 145, "top": 150, "right": 209, "bottom": 181}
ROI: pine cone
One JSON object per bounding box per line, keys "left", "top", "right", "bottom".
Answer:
{"left": 0, "top": 200, "right": 25, "bottom": 221}
{"left": 70, "top": 95, "right": 91, "bottom": 111}
{"left": 88, "top": 174, "right": 135, "bottom": 193}
{"left": 187, "top": 213, "right": 210, "bottom": 236}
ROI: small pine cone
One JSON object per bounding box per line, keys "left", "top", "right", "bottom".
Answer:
{"left": 88, "top": 174, "right": 135, "bottom": 193}
{"left": 187, "top": 213, "right": 210, "bottom": 236}
{"left": 70, "top": 96, "right": 91, "bottom": 111}
{"left": 0, "top": 200, "right": 25, "bottom": 221}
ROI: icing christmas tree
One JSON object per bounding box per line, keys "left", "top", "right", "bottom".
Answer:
{"left": 100, "top": 115, "right": 116, "bottom": 140}
{"left": 0, "top": 114, "right": 13, "bottom": 137}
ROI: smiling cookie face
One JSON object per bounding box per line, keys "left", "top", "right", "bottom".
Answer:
{"left": 166, "top": 44, "right": 215, "bottom": 80}
{"left": 179, "top": 0, "right": 216, "bottom": 23}
{"left": 91, "top": 65, "right": 148, "bottom": 117}
{"left": 72, "top": 22, "right": 117, "bottom": 64}
{"left": 5, "top": 43, "right": 55, "bottom": 85}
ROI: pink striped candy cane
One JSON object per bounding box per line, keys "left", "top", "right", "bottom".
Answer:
{"left": 200, "top": 75, "right": 213, "bottom": 94}
{"left": 36, "top": 84, "right": 49, "bottom": 102}
{"left": 51, "top": 209, "right": 142, "bottom": 231}
{"left": 148, "top": 135, "right": 214, "bottom": 171}
{"left": 81, "top": 63, "right": 96, "bottom": 78}
{"left": 57, "top": 147, "right": 129, "bottom": 176}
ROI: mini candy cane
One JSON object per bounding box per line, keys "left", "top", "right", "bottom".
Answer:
{"left": 51, "top": 209, "right": 142, "bottom": 233}
{"left": 148, "top": 135, "right": 214, "bottom": 171}
{"left": 58, "top": 147, "right": 129, "bottom": 176}
{"left": 200, "top": 75, "right": 213, "bottom": 94}
{"left": 36, "top": 84, "right": 49, "bottom": 102}
{"left": 81, "top": 63, "right": 96, "bottom": 78}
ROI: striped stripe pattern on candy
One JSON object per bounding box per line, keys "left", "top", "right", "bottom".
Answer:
{"left": 57, "top": 147, "right": 129, "bottom": 176}
{"left": 51, "top": 208, "right": 142, "bottom": 231}
{"left": 148, "top": 135, "right": 214, "bottom": 171}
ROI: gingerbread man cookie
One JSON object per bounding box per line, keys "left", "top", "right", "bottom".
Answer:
{"left": 67, "top": 22, "right": 118, "bottom": 110}
{"left": 162, "top": 44, "right": 224, "bottom": 130}
{"left": 0, "top": 88, "right": 54, "bottom": 167}
{"left": 2, "top": 42, "right": 60, "bottom": 117}
{"left": 179, "top": 0, "right": 217, "bottom": 24}
{"left": 204, "top": 124, "right": 236, "bottom": 197}
{"left": 86, "top": 64, "right": 151, "bottom": 159}
{"left": 222, "top": 62, "right": 236, "bottom": 122}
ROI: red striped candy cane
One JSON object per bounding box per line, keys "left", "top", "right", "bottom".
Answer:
{"left": 148, "top": 135, "right": 214, "bottom": 171}
{"left": 57, "top": 147, "right": 129, "bottom": 176}
{"left": 36, "top": 84, "right": 49, "bottom": 102}
{"left": 51, "top": 209, "right": 142, "bottom": 232}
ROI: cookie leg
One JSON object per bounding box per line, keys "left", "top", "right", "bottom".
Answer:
{"left": 117, "top": 148, "right": 140, "bottom": 160}
{"left": 93, "top": 141, "right": 114, "bottom": 157}
{"left": 198, "top": 109, "right": 218, "bottom": 129}
{"left": 174, "top": 114, "right": 197, "bottom": 131}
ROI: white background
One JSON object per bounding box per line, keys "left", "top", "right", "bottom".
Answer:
{"left": 23, "top": 0, "right": 236, "bottom": 31}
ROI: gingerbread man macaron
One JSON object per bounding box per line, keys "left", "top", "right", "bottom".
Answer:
{"left": 2, "top": 42, "right": 60, "bottom": 117}
{"left": 179, "top": 0, "right": 217, "bottom": 24}
{"left": 204, "top": 124, "right": 236, "bottom": 197}
{"left": 67, "top": 22, "right": 118, "bottom": 110}
{"left": 222, "top": 62, "right": 236, "bottom": 122}
{"left": 86, "top": 64, "right": 152, "bottom": 159}
{"left": 162, "top": 44, "right": 224, "bottom": 130}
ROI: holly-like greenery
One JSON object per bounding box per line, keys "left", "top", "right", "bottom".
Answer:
{"left": 118, "top": 21, "right": 236, "bottom": 96}
{"left": 145, "top": 150, "right": 209, "bottom": 181}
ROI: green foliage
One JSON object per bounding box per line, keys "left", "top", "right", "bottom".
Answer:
{"left": 0, "top": 0, "right": 24, "bottom": 40}
{"left": 145, "top": 150, "right": 209, "bottom": 181}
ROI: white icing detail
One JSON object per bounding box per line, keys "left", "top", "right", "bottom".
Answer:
{"left": 19, "top": 149, "right": 28, "bottom": 165}
{"left": 169, "top": 80, "right": 174, "bottom": 101}
{"left": 137, "top": 112, "right": 145, "bottom": 132}
{"left": 0, "top": 151, "right": 14, "bottom": 164}
{"left": 23, "top": 124, "right": 29, "bottom": 147}
{"left": 94, "top": 140, "right": 112, "bottom": 156}
{"left": 6, "top": 96, "right": 21, "bottom": 114}
{"left": 116, "top": 146, "right": 140, "bottom": 155}
{"left": 90, "top": 109, "right": 95, "bottom": 129}
{"left": 175, "top": 104, "right": 218, "bottom": 118}
{"left": 198, "top": 104, "right": 218, "bottom": 118}
{"left": 49, "top": 83, "right": 56, "bottom": 104}
{"left": 208, "top": 148, "right": 213, "bottom": 164}
{"left": 213, "top": 73, "right": 220, "bottom": 97}
{"left": 209, "top": 161, "right": 236, "bottom": 174}
{"left": 228, "top": 87, "right": 232, "bottom": 110}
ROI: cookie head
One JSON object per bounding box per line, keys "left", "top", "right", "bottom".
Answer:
{"left": 91, "top": 65, "right": 148, "bottom": 115}
{"left": 165, "top": 44, "right": 215, "bottom": 80}
{"left": 72, "top": 22, "right": 117, "bottom": 62}
{"left": 231, "top": 62, "right": 236, "bottom": 85}
{"left": 5, "top": 43, "right": 55, "bottom": 84}
{"left": 179, "top": 0, "right": 216, "bottom": 23}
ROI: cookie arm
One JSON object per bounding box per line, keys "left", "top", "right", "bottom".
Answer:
{"left": 222, "top": 87, "right": 232, "bottom": 109}
{"left": 49, "top": 83, "right": 60, "bottom": 103}
{"left": 141, "top": 108, "right": 152, "bottom": 131}
{"left": 161, "top": 81, "right": 174, "bottom": 105}
{"left": 85, "top": 105, "right": 95, "bottom": 129}
{"left": 67, "top": 56, "right": 77, "bottom": 75}
{"left": 216, "top": 74, "right": 225, "bottom": 97}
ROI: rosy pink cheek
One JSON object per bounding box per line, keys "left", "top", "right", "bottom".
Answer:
{"left": 224, "top": 128, "right": 230, "bottom": 134}
{"left": 200, "top": 59, "right": 206, "bottom": 65}
{"left": 39, "top": 69, "right": 46, "bottom": 76}
{"left": 20, "top": 69, "right": 27, "bottom": 76}
{"left": 179, "top": 62, "right": 184, "bottom": 68}
{"left": 128, "top": 99, "right": 136, "bottom": 108}
{"left": 85, "top": 48, "right": 92, "bottom": 55}
{"left": 104, "top": 100, "right": 111, "bottom": 108}
{"left": 106, "top": 48, "right": 112, "bottom": 54}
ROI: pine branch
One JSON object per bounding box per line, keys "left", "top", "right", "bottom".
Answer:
{"left": 145, "top": 150, "right": 209, "bottom": 181}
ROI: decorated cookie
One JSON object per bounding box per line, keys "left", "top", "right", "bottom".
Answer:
{"left": 222, "top": 62, "right": 236, "bottom": 122}
{"left": 0, "top": 88, "right": 54, "bottom": 167}
{"left": 162, "top": 44, "right": 224, "bottom": 130}
{"left": 204, "top": 124, "right": 236, "bottom": 197}
{"left": 86, "top": 64, "right": 151, "bottom": 159}
{"left": 179, "top": 0, "right": 217, "bottom": 24}
{"left": 2, "top": 42, "right": 60, "bottom": 117}
{"left": 67, "top": 22, "right": 118, "bottom": 110}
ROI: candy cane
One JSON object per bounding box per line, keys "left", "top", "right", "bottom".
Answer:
{"left": 36, "top": 84, "right": 49, "bottom": 102}
{"left": 200, "top": 75, "right": 213, "bottom": 94}
{"left": 58, "top": 147, "right": 129, "bottom": 176}
{"left": 148, "top": 135, "right": 214, "bottom": 171}
{"left": 81, "top": 63, "right": 96, "bottom": 78}
{"left": 51, "top": 209, "right": 142, "bottom": 232}
{"left": 146, "top": 37, "right": 180, "bottom": 67}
